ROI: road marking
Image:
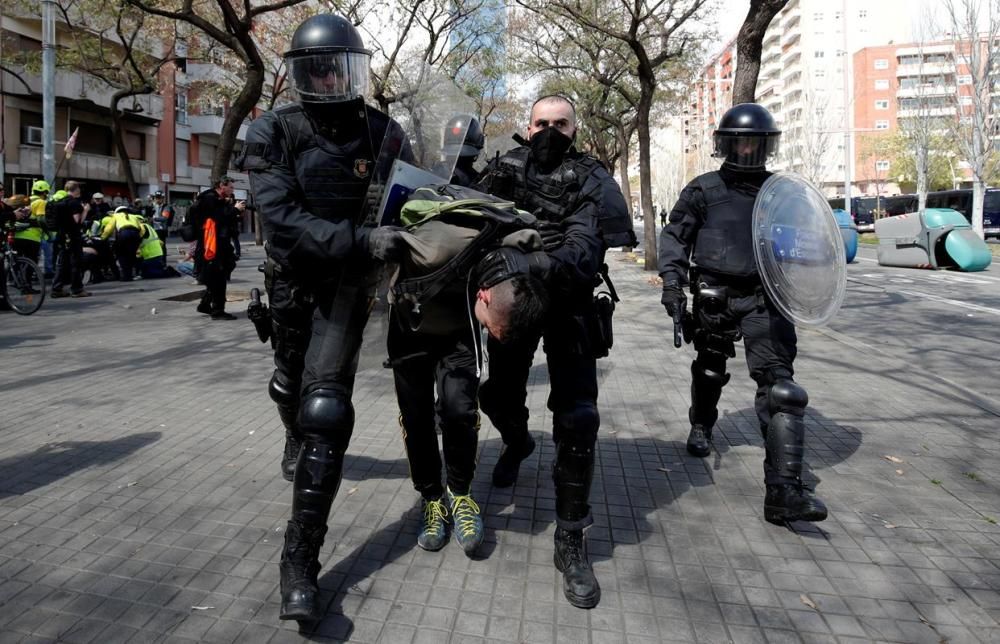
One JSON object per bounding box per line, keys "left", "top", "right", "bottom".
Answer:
{"left": 854, "top": 256, "right": 877, "bottom": 263}
{"left": 895, "top": 289, "right": 1000, "bottom": 316}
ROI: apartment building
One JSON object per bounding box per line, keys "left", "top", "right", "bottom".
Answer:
{"left": 853, "top": 39, "right": 977, "bottom": 194}
{"left": 0, "top": 11, "right": 252, "bottom": 209}
{"left": 684, "top": 0, "right": 912, "bottom": 194}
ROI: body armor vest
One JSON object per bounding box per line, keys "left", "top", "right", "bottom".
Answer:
{"left": 271, "top": 103, "right": 384, "bottom": 224}
{"left": 494, "top": 147, "right": 635, "bottom": 248}
{"left": 691, "top": 171, "right": 759, "bottom": 278}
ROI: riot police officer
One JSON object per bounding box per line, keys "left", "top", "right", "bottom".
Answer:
{"left": 440, "top": 114, "right": 484, "bottom": 187}
{"left": 237, "top": 14, "right": 413, "bottom": 622}
{"left": 658, "top": 103, "right": 827, "bottom": 525}
{"left": 475, "top": 95, "right": 634, "bottom": 609}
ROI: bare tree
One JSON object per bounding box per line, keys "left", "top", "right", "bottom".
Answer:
{"left": 732, "top": 0, "right": 789, "bottom": 103}
{"left": 124, "top": 0, "right": 308, "bottom": 183}
{"left": 780, "top": 87, "right": 834, "bottom": 187}
{"left": 944, "top": 0, "right": 1000, "bottom": 236}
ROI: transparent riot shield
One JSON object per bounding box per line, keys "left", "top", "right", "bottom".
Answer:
{"left": 752, "top": 172, "right": 846, "bottom": 327}
{"left": 372, "top": 69, "right": 480, "bottom": 225}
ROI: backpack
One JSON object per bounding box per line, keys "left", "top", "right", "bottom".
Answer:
{"left": 44, "top": 196, "right": 70, "bottom": 231}
{"left": 178, "top": 193, "right": 207, "bottom": 242}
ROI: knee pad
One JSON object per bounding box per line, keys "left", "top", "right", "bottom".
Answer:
{"left": 269, "top": 372, "right": 299, "bottom": 407}
{"left": 767, "top": 380, "right": 808, "bottom": 417}
{"left": 298, "top": 389, "right": 354, "bottom": 451}
{"left": 552, "top": 403, "right": 600, "bottom": 447}
{"left": 691, "top": 359, "right": 730, "bottom": 388}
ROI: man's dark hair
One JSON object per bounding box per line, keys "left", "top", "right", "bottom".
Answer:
{"left": 493, "top": 274, "right": 549, "bottom": 344}
{"left": 214, "top": 176, "right": 235, "bottom": 188}
{"left": 530, "top": 94, "right": 576, "bottom": 118}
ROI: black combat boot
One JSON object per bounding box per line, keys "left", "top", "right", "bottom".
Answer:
{"left": 553, "top": 528, "right": 600, "bottom": 608}
{"left": 491, "top": 434, "right": 535, "bottom": 488}
{"left": 282, "top": 430, "right": 302, "bottom": 482}
{"left": 764, "top": 484, "right": 827, "bottom": 525}
{"left": 279, "top": 520, "right": 328, "bottom": 621}
{"left": 686, "top": 424, "right": 712, "bottom": 457}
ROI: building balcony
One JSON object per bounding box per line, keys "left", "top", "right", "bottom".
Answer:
{"left": 16, "top": 145, "right": 149, "bottom": 184}
{"left": 896, "top": 85, "right": 956, "bottom": 98}
{"left": 1, "top": 68, "right": 164, "bottom": 122}
{"left": 897, "top": 106, "right": 958, "bottom": 118}
{"left": 896, "top": 62, "right": 953, "bottom": 77}
{"left": 188, "top": 113, "right": 249, "bottom": 140}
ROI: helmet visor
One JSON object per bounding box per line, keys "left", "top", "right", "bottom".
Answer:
{"left": 287, "top": 52, "right": 370, "bottom": 103}
{"left": 713, "top": 134, "right": 780, "bottom": 168}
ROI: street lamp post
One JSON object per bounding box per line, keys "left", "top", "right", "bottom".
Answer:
{"left": 42, "top": 0, "right": 57, "bottom": 185}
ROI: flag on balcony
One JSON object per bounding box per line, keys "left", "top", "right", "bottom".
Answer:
{"left": 64, "top": 127, "right": 79, "bottom": 160}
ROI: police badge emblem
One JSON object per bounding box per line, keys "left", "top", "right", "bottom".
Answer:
{"left": 354, "top": 159, "right": 370, "bottom": 178}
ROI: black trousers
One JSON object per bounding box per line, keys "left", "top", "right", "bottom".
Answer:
{"left": 199, "top": 258, "right": 230, "bottom": 314}
{"left": 267, "top": 271, "right": 316, "bottom": 437}
{"left": 12, "top": 239, "right": 40, "bottom": 265}
{"left": 689, "top": 286, "right": 798, "bottom": 485}
{"left": 480, "top": 302, "right": 601, "bottom": 530}
{"left": 290, "top": 262, "right": 380, "bottom": 527}
{"left": 388, "top": 317, "right": 480, "bottom": 500}
{"left": 53, "top": 231, "right": 84, "bottom": 293}
{"left": 114, "top": 228, "right": 142, "bottom": 280}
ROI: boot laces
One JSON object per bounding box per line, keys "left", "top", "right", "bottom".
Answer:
{"left": 450, "top": 494, "right": 481, "bottom": 538}
{"left": 422, "top": 498, "right": 449, "bottom": 536}
{"left": 559, "top": 530, "right": 586, "bottom": 565}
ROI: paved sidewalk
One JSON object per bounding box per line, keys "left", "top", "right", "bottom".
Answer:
{"left": 0, "top": 244, "right": 998, "bottom": 643}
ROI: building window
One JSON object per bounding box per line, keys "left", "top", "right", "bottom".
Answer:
{"left": 859, "top": 9, "right": 868, "bottom": 18}
{"left": 875, "top": 120, "right": 890, "bottom": 130}
{"left": 875, "top": 79, "right": 890, "bottom": 90}
{"left": 875, "top": 160, "right": 890, "bottom": 171}
{"left": 958, "top": 74, "right": 972, "bottom": 85}
{"left": 815, "top": 50, "right": 825, "bottom": 58}
{"left": 814, "top": 12, "right": 823, "bottom": 20}
{"left": 815, "top": 69, "right": 826, "bottom": 78}
{"left": 874, "top": 59, "right": 889, "bottom": 70}
{"left": 875, "top": 99, "right": 889, "bottom": 110}
{"left": 175, "top": 91, "right": 188, "bottom": 126}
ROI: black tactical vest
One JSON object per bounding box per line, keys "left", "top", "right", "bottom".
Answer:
{"left": 691, "top": 171, "right": 759, "bottom": 278}
{"left": 493, "top": 147, "right": 635, "bottom": 248}
{"left": 269, "top": 104, "right": 392, "bottom": 224}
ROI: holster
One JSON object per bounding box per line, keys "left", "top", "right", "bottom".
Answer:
{"left": 588, "top": 264, "right": 619, "bottom": 359}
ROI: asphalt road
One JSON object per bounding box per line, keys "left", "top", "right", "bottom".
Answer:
{"left": 635, "top": 222, "right": 1000, "bottom": 412}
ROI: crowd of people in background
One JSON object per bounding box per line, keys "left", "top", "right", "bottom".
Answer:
{"left": 1, "top": 177, "right": 247, "bottom": 315}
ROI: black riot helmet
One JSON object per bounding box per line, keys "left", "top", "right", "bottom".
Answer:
{"left": 443, "top": 115, "right": 485, "bottom": 160}
{"left": 284, "top": 14, "right": 371, "bottom": 104}
{"left": 712, "top": 103, "right": 781, "bottom": 170}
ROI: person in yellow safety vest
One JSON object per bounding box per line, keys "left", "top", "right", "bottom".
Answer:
{"left": 136, "top": 222, "right": 179, "bottom": 279}
{"left": 100, "top": 206, "right": 144, "bottom": 281}
{"left": 13, "top": 180, "right": 50, "bottom": 264}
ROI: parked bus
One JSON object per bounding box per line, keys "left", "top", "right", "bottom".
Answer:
{"left": 924, "top": 189, "right": 1000, "bottom": 238}
{"left": 827, "top": 195, "right": 918, "bottom": 232}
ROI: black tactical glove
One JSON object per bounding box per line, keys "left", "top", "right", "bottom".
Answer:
{"left": 477, "top": 247, "right": 551, "bottom": 289}
{"left": 535, "top": 220, "right": 564, "bottom": 252}
{"left": 367, "top": 225, "right": 407, "bottom": 262}
{"left": 661, "top": 282, "right": 687, "bottom": 318}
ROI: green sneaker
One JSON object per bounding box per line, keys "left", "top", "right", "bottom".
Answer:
{"left": 447, "top": 489, "right": 484, "bottom": 555}
{"left": 417, "top": 497, "right": 449, "bottom": 551}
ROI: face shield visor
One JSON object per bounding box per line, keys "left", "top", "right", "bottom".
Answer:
{"left": 286, "top": 51, "right": 371, "bottom": 103}
{"left": 713, "top": 133, "right": 780, "bottom": 169}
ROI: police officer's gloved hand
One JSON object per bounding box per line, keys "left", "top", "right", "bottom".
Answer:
{"left": 367, "top": 225, "right": 407, "bottom": 263}
{"left": 661, "top": 281, "right": 687, "bottom": 317}
{"left": 535, "top": 221, "right": 564, "bottom": 252}
{"left": 477, "top": 247, "right": 551, "bottom": 289}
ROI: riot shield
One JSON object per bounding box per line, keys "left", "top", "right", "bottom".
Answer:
{"left": 373, "top": 69, "right": 480, "bottom": 225}
{"left": 752, "top": 172, "right": 846, "bottom": 327}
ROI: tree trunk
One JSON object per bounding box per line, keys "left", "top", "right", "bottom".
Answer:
{"left": 638, "top": 83, "right": 656, "bottom": 270}
{"left": 916, "top": 147, "right": 928, "bottom": 212}
{"left": 972, "top": 179, "right": 985, "bottom": 238}
{"left": 254, "top": 210, "right": 263, "bottom": 246}
{"left": 213, "top": 61, "right": 264, "bottom": 183}
{"left": 732, "top": 0, "right": 789, "bottom": 104}
{"left": 110, "top": 89, "right": 142, "bottom": 199}
{"left": 617, "top": 126, "right": 632, "bottom": 218}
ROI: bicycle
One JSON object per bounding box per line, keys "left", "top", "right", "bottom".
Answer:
{"left": 2, "top": 226, "right": 46, "bottom": 315}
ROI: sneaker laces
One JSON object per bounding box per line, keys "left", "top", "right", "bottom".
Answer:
{"left": 450, "top": 494, "right": 481, "bottom": 538}
{"left": 422, "top": 498, "right": 449, "bottom": 535}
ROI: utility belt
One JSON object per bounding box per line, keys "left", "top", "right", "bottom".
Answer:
{"left": 685, "top": 270, "right": 765, "bottom": 349}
